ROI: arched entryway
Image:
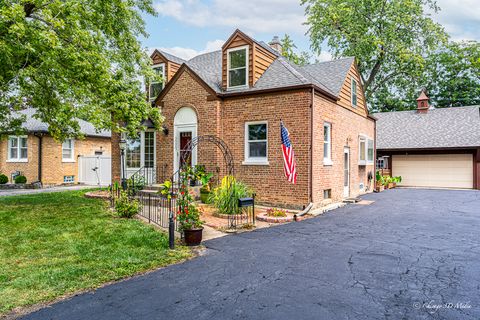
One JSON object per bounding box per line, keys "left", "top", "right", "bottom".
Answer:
{"left": 173, "top": 107, "right": 197, "bottom": 174}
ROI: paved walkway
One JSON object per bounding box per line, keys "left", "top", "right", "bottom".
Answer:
{"left": 22, "top": 189, "right": 480, "bottom": 320}
{"left": 0, "top": 185, "right": 98, "bottom": 197}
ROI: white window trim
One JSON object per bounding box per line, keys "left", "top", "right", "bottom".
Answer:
{"left": 351, "top": 78, "right": 358, "bottom": 107}
{"left": 62, "top": 139, "right": 75, "bottom": 163}
{"left": 367, "top": 138, "right": 374, "bottom": 165}
{"left": 243, "top": 121, "right": 269, "bottom": 165}
{"left": 227, "top": 45, "right": 249, "bottom": 89}
{"left": 323, "top": 122, "right": 333, "bottom": 166}
{"left": 7, "top": 135, "right": 28, "bottom": 163}
{"left": 149, "top": 63, "right": 166, "bottom": 102}
{"left": 358, "top": 134, "right": 374, "bottom": 165}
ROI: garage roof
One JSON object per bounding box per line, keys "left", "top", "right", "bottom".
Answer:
{"left": 373, "top": 105, "right": 480, "bottom": 150}
{"left": 15, "top": 108, "right": 111, "bottom": 138}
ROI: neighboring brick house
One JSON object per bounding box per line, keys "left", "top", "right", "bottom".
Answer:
{"left": 374, "top": 91, "right": 480, "bottom": 190}
{"left": 0, "top": 109, "right": 111, "bottom": 186}
{"left": 112, "top": 29, "right": 376, "bottom": 208}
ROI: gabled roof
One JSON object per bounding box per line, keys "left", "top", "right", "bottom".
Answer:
{"left": 373, "top": 106, "right": 480, "bottom": 150}
{"left": 155, "top": 29, "right": 355, "bottom": 101}
{"left": 151, "top": 49, "right": 186, "bottom": 65}
{"left": 14, "top": 108, "right": 111, "bottom": 138}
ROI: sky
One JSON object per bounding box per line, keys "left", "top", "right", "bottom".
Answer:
{"left": 141, "top": 0, "right": 480, "bottom": 62}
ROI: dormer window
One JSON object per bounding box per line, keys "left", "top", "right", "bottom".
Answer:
{"left": 227, "top": 46, "right": 248, "bottom": 88}
{"left": 149, "top": 63, "right": 165, "bottom": 101}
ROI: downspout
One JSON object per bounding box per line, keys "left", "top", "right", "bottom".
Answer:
{"left": 295, "top": 88, "right": 315, "bottom": 221}
{"left": 309, "top": 87, "right": 314, "bottom": 204}
{"left": 34, "top": 133, "right": 43, "bottom": 185}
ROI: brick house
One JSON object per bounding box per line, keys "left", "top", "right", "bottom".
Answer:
{"left": 0, "top": 108, "right": 111, "bottom": 186}
{"left": 112, "top": 29, "right": 376, "bottom": 208}
{"left": 374, "top": 91, "right": 480, "bottom": 189}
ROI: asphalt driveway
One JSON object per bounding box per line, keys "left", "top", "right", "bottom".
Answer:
{"left": 22, "top": 189, "right": 480, "bottom": 320}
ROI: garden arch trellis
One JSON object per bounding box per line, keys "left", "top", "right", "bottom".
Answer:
{"left": 173, "top": 135, "right": 253, "bottom": 229}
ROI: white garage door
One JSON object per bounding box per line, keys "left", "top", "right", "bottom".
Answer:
{"left": 392, "top": 154, "right": 473, "bottom": 189}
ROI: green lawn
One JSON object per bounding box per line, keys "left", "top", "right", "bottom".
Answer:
{"left": 0, "top": 190, "right": 191, "bottom": 315}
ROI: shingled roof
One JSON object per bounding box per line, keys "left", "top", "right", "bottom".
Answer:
{"left": 373, "top": 106, "right": 480, "bottom": 150}
{"left": 182, "top": 49, "right": 353, "bottom": 98}
{"left": 15, "top": 108, "right": 111, "bottom": 138}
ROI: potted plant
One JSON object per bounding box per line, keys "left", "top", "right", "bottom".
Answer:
{"left": 177, "top": 170, "right": 204, "bottom": 246}
{"left": 199, "top": 172, "right": 214, "bottom": 203}
{"left": 392, "top": 176, "right": 402, "bottom": 187}
{"left": 375, "top": 171, "right": 385, "bottom": 192}
{"left": 383, "top": 175, "right": 394, "bottom": 189}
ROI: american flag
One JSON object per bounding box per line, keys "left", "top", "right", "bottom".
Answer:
{"left": 280, "top": 121, "right": 297, "bottom": 184}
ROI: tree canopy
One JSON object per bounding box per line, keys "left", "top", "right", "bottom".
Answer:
{"left": 0, "top": 0, "right": 162, "bottom": 140}
{"left": 280, "top": 34, "right": 311, "bottom": 66}
{"left": 302, "top": 0, "right": 448, "bottom": 110}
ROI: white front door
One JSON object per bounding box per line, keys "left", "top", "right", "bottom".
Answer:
{"left": 173, "top": 125, "right": 197, "bottom": 174}
{"left": 344, "top": 147, "right": 350, "bottom": 198}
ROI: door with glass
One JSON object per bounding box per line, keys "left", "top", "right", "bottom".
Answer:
{"left": 125, "top": 131, "right": 156, "bottom": 184}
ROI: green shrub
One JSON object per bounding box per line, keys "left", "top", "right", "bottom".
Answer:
{"left": 208, "top": 176, "right": 252, "bottom": 214}
{"left": 14, "top": 175, "right": 27, "bottom": 184}
{"left": 115, "top": 191, "right": 141, "bottom": 218}
{"left": 0, "top": 174, "right": 8, "bottom": 184}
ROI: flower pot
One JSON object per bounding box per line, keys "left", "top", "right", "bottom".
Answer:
{"left": 183, "top": 228, "right": 203, "bottom": 246}
{"left": 388, "top": 183, "right": 394, "bottom": 189}
{"left": 189, "top": 179, "right": 197, "bottom": 187}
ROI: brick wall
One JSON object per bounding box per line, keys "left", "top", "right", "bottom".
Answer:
{"left": 312, "top": 93, "right": 375, "bottom": 204}
{"left": 0, "top": 134, "right": 110, "bottom": 185}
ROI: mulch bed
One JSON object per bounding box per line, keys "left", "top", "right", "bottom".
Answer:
{"left": 84, "top": 190, "right": 110, "bottom": 199}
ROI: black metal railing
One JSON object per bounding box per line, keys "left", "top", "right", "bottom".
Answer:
{"left": 130, "top": 166, "right": 157, "bottom": 189}
{"left": 136, "top": 191, "right": 179, "bottom": 230}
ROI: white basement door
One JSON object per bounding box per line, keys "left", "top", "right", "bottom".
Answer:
{"left": 392, "top": 154, "right": 473, "bottom": 189}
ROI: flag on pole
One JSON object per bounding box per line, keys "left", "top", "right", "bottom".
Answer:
{"left": 280, "top": 121, "right": 297, "bottom": 184}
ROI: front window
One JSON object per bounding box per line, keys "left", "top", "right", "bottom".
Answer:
{"left": 351, "top": 78, "right": 357, "bottom": 107}
{"left": 64, "top": 175, "right": 75, "bottom": 183}
{"left": 367, "top": 138, "right": 374, "bottom": 164}
{"left": 359, "top": 136, "right": 366, "bottom": 165}
{"left": 149, "top": 64, "right": 165, "bottom": 101}
{"left": 126, "top": 134, "right": 141, "bottom": 168}
{"left": 228, "top": 46, "right": 248, "bottom": 88}
{"left": 144, "top": 131, "right": 155, "bottom": 168}
{"left": 244, "top": 122, "right": 268, "bottom": 164}
{"left": 62, "top": 139, "right": 75, "bottom": 162}
{"left": 323, "top": 122, "right": 332, "bottom": 165}
{"left": 8, "top": 136, "right": 28, "bottom": 162}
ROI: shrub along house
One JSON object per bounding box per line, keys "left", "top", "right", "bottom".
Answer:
{"left": 112, "top": 29, "right": 376, "bottom": 208}
{"left": 0, "top": 108, "right": 111, "bottom": 186}
{"left": 374, "top": 91, "right": 480, "bottom": 189}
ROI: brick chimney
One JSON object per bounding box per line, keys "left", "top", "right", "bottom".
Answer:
{"left": 269, "top": 36, "right": 282, "bottom": 53}
{"left": 416, "top": 89, "right": 430, "bottom": 113}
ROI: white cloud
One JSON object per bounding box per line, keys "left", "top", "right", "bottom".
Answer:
{"left": 154, "top": 0, "right": 307, "bottom": 34}
{"left": 148, "top": 39, "right": 225, "bottom": 60}
{"left": 316, "top": 51, "right": 333, "bottom": 62}
{"left": 433, "top": 0, "right": 480, "bottom": 40}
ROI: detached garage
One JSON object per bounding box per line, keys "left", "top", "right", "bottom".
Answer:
{"left": 374, "top": 91, "right": 480, "bottom": 190}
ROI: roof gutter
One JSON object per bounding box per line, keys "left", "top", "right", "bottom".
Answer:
{"left": 217, "top": 84, "right": 339, "bottom": 102}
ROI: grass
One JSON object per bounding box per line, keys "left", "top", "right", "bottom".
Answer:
{"left": 0, "top": 190, "right": 191, "bottom": 315}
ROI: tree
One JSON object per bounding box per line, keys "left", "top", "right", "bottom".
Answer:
{"left": 302, "top": 0, "right": 448, "bottom": 107}
{"left": 280, "top": 34, "right": 311, "bottom": 66}
{"left": 370, "top": 41, "right": 480, "bottom": 112}
{"left": 422, "top": 41, "right": 480, "bottom": 107}
{"left": 0, "top": 0, "right": 163, "bottom": 141}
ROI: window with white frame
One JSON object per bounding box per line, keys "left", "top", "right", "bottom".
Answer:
{"left": 358, "top": 135, "right": 366, "bottom": 165}
{"left": 359, "top": 135, "right": 374, "bottom": 165}
{"left": 149, "top": 63, "right": 165, "bottom": 101}
{"left": 367, "top": 138, "right": 374, "bottom": 164}
{"left": 323, "top": 122, "right": 332, "bottom": 165}
{"left": 7, "top": 136, "right": 28, "bottom": 162}
{"left": 62, "top": 139, "right": 75, "bottom": 162}
{"left": 244, "top": 122, "right": 268, "bottom": 164}
{"left": 351, "top": 78, "right": 358, "bottom": 107}
{"left": 227, "top": 46, "right": 248, "bottom": 88}
{"left": 64, "top": 175, "right": 75, "bottom": 183}
{"left": 126, "top": 134, "right": 141, "bottom": 168}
